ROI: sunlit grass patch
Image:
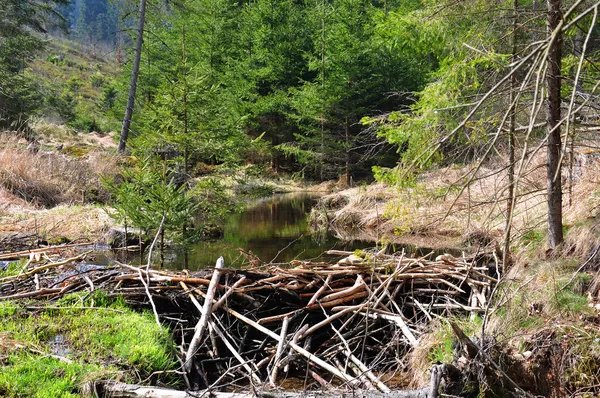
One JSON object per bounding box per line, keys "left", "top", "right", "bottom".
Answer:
{"left": 0, "top": 354, "right": 106, "bottom": 398}
{"left": 0, "top": 293, "right": 177, "bottom": 396}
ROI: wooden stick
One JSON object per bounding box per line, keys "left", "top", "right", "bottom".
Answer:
{"left": 219, "top": 304, "right": 360, "bottom": 386}
{"left": 320, "top": 275, "right": 365, "bottom": 303}
{"left": 0, "top": 242, "right": 92, "bottom": 260}
{"left": 0, "top": 251, "right": 90, "bottom": 283}
{"left": 343, "top": 350, "right": 390, "bottom": 393}
{"left": 283, "top": 324, "right": 309, "bottom": 372}
{"left": 184, "top": 257, "right": 224, "bottom": 373}
{"left": 269, "top": 316, "right": 289, "bottom": 387}
{"left": 212, "top": 276, "right": 246, "bottom": 312}
{"left": 307, "top": 275, "right": 332, "bottom": 306}
{"left": 209, "top": 319, "right": 262, "bottom": 385}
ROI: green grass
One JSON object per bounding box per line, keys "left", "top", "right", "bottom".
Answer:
{"left": 552, "top": 290, "right": 593, "bottom": 316}
{"left": 0, "top": 355, "right": 104, "bottom": 398}
{"left": 427, "top": 316, "right": 483, "bottom": 363}
{"left": 0, "top": 293, "right": 177, "bottom": 397}
{"left": 0, "top": 259, "right": 26, "bottom": 279}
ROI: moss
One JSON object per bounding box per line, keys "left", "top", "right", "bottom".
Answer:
{"left": 0, "top": 293, "right": 177, "bottom": 396}
{"left": 61, "top": 145, "right": 91, "bottom": 158}
{"left": 0, "top": 354, "right": 106, "bottom": 398}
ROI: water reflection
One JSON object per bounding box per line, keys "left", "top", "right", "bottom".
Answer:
{"left": 181, "top": 193, "right": 370, "bottom": 270}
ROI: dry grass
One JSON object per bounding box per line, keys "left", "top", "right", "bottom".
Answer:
{"left": 0, "top": 135, "right": 117, "bottom": 208}
{"left": 314, "top": 143, "right": 600, "bottom": 254}
{"left": 31, "top": 121, "right": 117, "bottom": 150}
{"left": 0, "top": 204, "right": 115, "bottom": 244}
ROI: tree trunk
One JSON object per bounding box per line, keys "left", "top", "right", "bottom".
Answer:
{"left": 546, "top": 0, "right": 563, "bottom": 249}
{"left": 83, "top": 376, "right": 452, "bottom": 398}
{"left": 504, "top": 0, "right": 518, "bottom": 270}
{"left": 320, "top": 0, "right": 326, "bottom": 181}
{"left": 118, "top": 0, "right": 147, "bottom": 154}
{"left": 345, "top": 116, "right": 350, "bottom": 186}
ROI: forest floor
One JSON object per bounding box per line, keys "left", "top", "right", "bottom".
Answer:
{"left": 2, "top": 126, "right": 600, "bottom": 396}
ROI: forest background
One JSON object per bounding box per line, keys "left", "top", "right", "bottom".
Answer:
{"left": 3, "top": 0, "right": 600, "bottom": 396}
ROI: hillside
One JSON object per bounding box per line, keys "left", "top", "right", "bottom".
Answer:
{"left": 27, "top": 37, "right": 121, "bottom": 133}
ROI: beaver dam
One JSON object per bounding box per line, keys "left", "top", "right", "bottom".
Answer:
{"left": 0, "top": 245, "right": 508, "bottom": 397}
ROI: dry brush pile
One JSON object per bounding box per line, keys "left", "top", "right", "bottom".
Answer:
{"left": 0, "top": 245, "right": 501, "bottom": 396}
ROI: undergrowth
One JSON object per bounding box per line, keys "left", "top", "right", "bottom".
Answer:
{"left": 0, "top": 136, "right": 117, "bottom": 208}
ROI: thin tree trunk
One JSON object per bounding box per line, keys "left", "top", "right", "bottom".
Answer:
{"left": 568, "top": 30, "right": 584, "bottom": 206}
{"left": 182, "top": 25, "right": 189, "bottom": 270}
{"left": 118, "top": 0, "right": 147, "bottom": 154}
{"left": 320, "top": 0, "right": 326, "bottom": 181}
{"left": 503, "top": 0, "right": 518, "bottom": 270}
{"left": 345, "top": 116, "right": 350, "bottom": 186}
{"left": 546, "top": 0, "right": 563, "bottom": 249}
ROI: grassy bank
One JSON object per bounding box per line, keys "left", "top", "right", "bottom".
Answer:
{"left": 0, "top": 293, "right": 177, "bottom": 397}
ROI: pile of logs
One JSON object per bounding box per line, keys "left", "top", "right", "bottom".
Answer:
{"left": 0, "top": 245, "right": 497, "bottom": 395}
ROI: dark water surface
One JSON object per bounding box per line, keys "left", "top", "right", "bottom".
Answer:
{"left": 173, "top": 192, "right": 371, "bottom": 270}
{"left": 92, "top": 193, "right": 374, "bottom": 270}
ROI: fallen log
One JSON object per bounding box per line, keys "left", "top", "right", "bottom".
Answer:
{"left": 83, "top": 366, "right": 452, "bottom": 398}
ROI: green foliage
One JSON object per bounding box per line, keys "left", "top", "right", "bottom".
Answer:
{"left": 427, "top": 317, "right": 482, "bottom": 364}
{"left": 105, "top": 155, "right": 199, "bottom": 246}
{"left": 0, "top": 259, "right": 26, "bottom": 278}
{"left": 99, "top": 84, "right": 118, "bottom": 111}
{"left": 68, "top": 114, "right": 101, "bottom": 132}
{"left": 372, "top": 166, "right": 415, "bottom": 187}
{"left": 0, "top": 0, "right": 69, "bottom": 129}
{"left": 552, "top": 290, "right": 592, "bottom": 316}
{"left": 521, "top": 229, "right": 545, "bottom": 250}
{"left": 191, "top": 177, "right": 237, "bottom": 226}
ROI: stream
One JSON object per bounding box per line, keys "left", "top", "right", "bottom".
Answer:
{"left": 94, "top": 192, "right": 440, "bottom": 270}
{"left": 160, "top": 192, "right": 370, "bottom": 269}
{"left": 89, "top": 192, "right": 368, "bottom": 270}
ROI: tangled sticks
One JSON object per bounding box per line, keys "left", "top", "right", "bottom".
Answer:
{"left": 0, "top": 246, "right": 497, "bottom": 394}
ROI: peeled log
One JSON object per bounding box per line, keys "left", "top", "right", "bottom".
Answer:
{"left": 83, "top": 364, "right": 453, "bottom": 398}
{"left": 83, "top": 382, "right": 437, "bottom": 398}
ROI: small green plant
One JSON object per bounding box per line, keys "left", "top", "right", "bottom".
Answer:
{"left": 521, "top": 229, "right": 544, "bottom": 247}
{"left": 372, "top": 166, "right": 416, "bottom": 187}
{"left": 552, "top": 290, "right": 592, "bottom": 316}
{"left": 90, "top": 73, "right": 106, "bottom": 88}
{"left": 68, "top": 114, "right": 100, "bottom": 132}
{"left": 0, "top": 259, "right": 26, "bottom": 278}
{"left": 99, "top": 85, "right": 117, "bottom": 111}
{"left": 427, "top": 317, "right": 482, "bottom": 364}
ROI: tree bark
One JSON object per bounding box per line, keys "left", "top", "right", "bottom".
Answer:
{"left": 345, "top": 116, "right": 350, "bottom": 186}
{"left": 184, "top": 257, "right": 224, "bottom": 373}
{"left": 546, "top": 0, "right": 563, "bottom": 249}
{"left": 118, "top": 0, "right": 147, "bottom": 154}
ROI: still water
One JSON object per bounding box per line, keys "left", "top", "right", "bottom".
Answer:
{"left": 87, "top": 192, "right": 443, "bottom": 269}
{"left": 170, "top": 192, "right": 370, "bottom": 269}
